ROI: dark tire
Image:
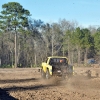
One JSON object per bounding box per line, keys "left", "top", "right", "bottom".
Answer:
{"left": 41, "top": 69, "right": 46, "bottom": 79}
{"left": 46, "top": 69, "right": 51, "bottom": 79}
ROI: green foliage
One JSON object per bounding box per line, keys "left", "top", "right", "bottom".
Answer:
{"left": 72, "top": 28, "right": 94, "bottom": 49}
{"left": 0, "top": 2, "right": 30, "bottom": 32}
{"left": 93, "top": 32, "right": 100, "bottom": 51}
{"left": 0, "top": 64, "right": 12, "bottom": 68}
{"left": 97, "top": 27, "right": 100, "bottom": 32}
{"left": 63, "top": 30, "right": 72, "bottom": 50}
{"left": 73, "top": 27, "right": 84, "bottom": 47}
{"left": 81, "top": 28, "right": 94, "bottom": 49}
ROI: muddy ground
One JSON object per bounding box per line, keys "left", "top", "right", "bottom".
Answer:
{"left": 0, "top": 67, "right": 100, "bottom": 100}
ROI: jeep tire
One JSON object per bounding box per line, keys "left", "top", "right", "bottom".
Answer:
{"left": 41, "top": 69, "right": 46, "bottom": 79}
{"left": 46, "top": 69, "right": 51, "bottom": 79}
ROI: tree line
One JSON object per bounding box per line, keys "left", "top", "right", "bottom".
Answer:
{"left": 0, "top": 2, "right": 100, "bottom": 68}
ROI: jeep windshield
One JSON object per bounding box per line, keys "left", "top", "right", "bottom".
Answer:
{"left": 49, "top": 58, "right": 67, "bottom": 65}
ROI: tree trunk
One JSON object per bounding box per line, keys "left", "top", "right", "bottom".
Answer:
{"left": 51, "top": 35, "right": 54, "bottom": 56}
{"left": 34, "top": 53, "right": 37, "bottom": 67}
{"left": 71, "top": 50, "right": 74, "bottom": 65}
{"left": 62, "top": 47, "right": 65, "bottom": 56}
{"left": 15, "top": 32, "right": 17, "bottom": 68}
{"left": 84, "top": 48, "right": 88, "bottom": 65}
{"left": 77, "top": 47, "right": 81, "bottom": 67}
{"left": 68, "top": 36, "right": 71, "bottom": 63}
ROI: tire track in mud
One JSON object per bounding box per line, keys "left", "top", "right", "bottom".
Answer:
{"left": 6, "top": 76, "right": 100, "bottom": 100}
{"left": 0, "top": 68, "right": 100, "bottom": 100}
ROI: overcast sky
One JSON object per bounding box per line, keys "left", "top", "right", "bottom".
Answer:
{"left": 0, "top": 0, "right": 100, "bottom": 27}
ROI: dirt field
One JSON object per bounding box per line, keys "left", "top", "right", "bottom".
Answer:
{"left": 0, "top": 67, "right": 100, "bottom": 100}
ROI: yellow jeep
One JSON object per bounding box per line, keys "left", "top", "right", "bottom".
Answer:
{"left": 41, "top": 56, "right": 74, "bottom": 79}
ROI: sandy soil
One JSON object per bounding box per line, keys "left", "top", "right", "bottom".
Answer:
{"left": 0, "top": 67, "right": 100, "bottom": 100}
